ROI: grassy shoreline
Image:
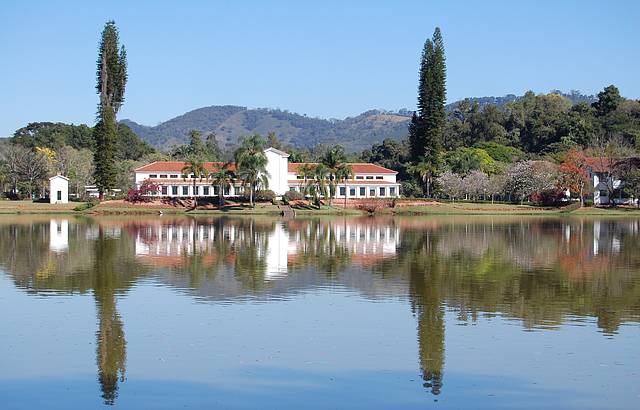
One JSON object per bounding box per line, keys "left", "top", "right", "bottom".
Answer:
{"left": 1, "top": 199, "right": 639, "bottom": 217}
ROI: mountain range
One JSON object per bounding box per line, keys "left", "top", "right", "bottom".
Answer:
{"left": 121, "top": 91, "right": 596, "bottom": 152}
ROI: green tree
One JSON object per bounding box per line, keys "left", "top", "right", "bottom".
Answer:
{"left": 321, "top": 145, "right": 346, "bottom": 206}
{"left": 234, "top": 134, "right": 269, "bottom": 207}
{"left": 335, "top": 164, "right": 353, "bottom": 208}
{"left": 409, "top": 27, "right": 446, "bottom": 165}
{"left": 94, "top": 20, "right": 127, "bottom": 198}
{"left": 209, "top": 164, "right": 233, "bottom": 206}
{"left": 181, "top": 158, "right": 207, "bottom": 208}
{"left": 408, "top": 160, "right": 437, "bottom": 197}
{"left": 267, "top": 132, "right": 282, "bottom": 149}
{"left": 306, "top": 164, "right": 329, "bottom": 208}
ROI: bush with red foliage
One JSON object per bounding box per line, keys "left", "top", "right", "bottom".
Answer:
{"left": 530, "top": 188, "right": 566, "bottom": 206}
{"left": 125, "top": 179, "right": 160, "bottom": 203}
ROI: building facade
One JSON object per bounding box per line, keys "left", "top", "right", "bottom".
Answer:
{"left": 49, "top": 175, "right": 69, "bottom": 204}
{"left": 134, "top": 147, "right": 401, "bottom": 198}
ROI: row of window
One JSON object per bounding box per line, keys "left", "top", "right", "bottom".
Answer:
{"left": 290, "top": 186, "right": 397, "bottom": 197}
{"left": 295, "top": 175, "right": 385, "bottom": 180}
{"left": 158, "top": 186, "right": 238, "bottom": 196}
{"left": 148, "top": 174, "right": 197, "bottom": 179}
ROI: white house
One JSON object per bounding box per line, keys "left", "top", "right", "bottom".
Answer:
{"left": 133, "top": 147, "right": 401, "bottom": 199}
{"left": 49, "top": 175, "right": 69, "bottom": 204}
{"left": 585, "top": 158, "right": 636, "bottom": 205}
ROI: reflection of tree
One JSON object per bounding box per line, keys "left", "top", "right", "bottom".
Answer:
{"left": 233, "top": 219, "right": 269, "bottom": 290}
{"left": 287, "top": 219, "right": 352, "bottom": 277}
{"left": 93, "top": 228, "right": 127, "bottom": 405}
{"left": 403, "top": 229, "right": 445, "bottom": 395}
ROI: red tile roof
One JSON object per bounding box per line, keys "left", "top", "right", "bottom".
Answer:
{"left": 135, "top": 161, "right": 236, "bottom": 173}
{"left": 288, "top": 163, "right": 397, "bottom": 174}
{"left": 288, "top": 180, "right": 399, "bottom": 185}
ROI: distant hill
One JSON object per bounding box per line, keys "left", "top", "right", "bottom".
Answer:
{"left": 121, "top": 91, "right": 597, "bottom": 152}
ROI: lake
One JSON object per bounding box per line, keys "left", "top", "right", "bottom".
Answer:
{"left": 0, "top": 215, "right": 638, "bottom": 409}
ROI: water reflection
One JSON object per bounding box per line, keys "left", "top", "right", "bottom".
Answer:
{"left": 0, "top": 215, "right": 639, "bottom": 405}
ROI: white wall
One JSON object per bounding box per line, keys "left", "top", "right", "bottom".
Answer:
{"left": 264, "top": 150, "right": 289, "bottom": 196}
{"left": 49, "top": 177, "right": 69, "bottom": 204}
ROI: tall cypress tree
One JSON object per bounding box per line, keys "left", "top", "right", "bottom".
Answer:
{"left": 409, "top": 27, "right": 446, "bottom": 167}
{"left": 94, "top": 21, "right": 127, "bottom": 197}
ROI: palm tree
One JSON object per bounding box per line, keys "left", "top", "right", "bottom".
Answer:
{"left": 209, "top": 164, "right": 233, "bottom": 206}
{"left": 335, "top": 164, "right": 353, "bottom": 208}
{"left": 234, "top": 134, "right": 269, "bottom": 207}
{"left": 408, "top": 160, "right": 436, "bottom": 198}
{"left": 181, "top": 157, "right": 207, "bottom": 208}
{"left": 321, "top": 146, "right": 346, "bottom": 206}
{"left": 307, "top": 164, "right": 329, "bottom": 208}
{"left": 298, "top": 163, "right": 316, "bottom": 197}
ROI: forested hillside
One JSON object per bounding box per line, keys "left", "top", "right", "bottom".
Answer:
{"left": 121, "top": 91, "right": 597, "bottom": 152}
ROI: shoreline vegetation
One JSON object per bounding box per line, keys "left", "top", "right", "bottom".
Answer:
{"left": 1, "top": 199, "right": 639, "bottom": 216}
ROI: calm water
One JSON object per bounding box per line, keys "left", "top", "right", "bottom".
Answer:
{"left": 0, "top": 215, "right": 639, "bottom": 409}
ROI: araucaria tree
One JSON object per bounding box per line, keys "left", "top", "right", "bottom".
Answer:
{"left": 408, "top": 27, "right": 446, "bottom": 197}
{"left": 94, "top": 21, "right": 127, "bottom": 198}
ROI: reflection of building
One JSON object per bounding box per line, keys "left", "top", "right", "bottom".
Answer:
{"left": 134, "top": 219, "right": 401, "bottom": 273}
{"left": 49, "top": 219, "right": 69, "bottom": 252}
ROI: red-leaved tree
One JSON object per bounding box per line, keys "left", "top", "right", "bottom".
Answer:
{"left": 126, "top": 179, "right": 160, "bottom": 203}
{"left": 557, "top": 149, "right": 590, "bottom": 204}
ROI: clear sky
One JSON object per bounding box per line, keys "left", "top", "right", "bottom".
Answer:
{"left": 1, "top": 0, "right": 639, "bottom": 136}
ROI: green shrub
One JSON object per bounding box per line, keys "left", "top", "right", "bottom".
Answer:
{"left": 238, "top": 189, "right": 276, "bottom": 203}
{"left": 74, "top": 199, "right": 99, "bottom": 211}
{"left": 283, "top": 190, "right": 304, "bottom": 204}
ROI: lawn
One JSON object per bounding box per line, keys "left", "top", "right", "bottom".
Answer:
{"left": 0, "top": 200, "right": 81, "bottom": 213}
{"left": 390, "top": 201, "right": 640, "bottom": 216}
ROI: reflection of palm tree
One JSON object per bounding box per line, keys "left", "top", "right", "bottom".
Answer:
{"left": 93, "top": 228, "right": 127, "bottom": 405}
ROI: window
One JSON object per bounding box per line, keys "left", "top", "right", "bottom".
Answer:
{"left": 181, "top": 174, "right": 187, "bottom": 178}
{"left": 57, "top": 191, "right": 62, "bottom": 201}
{"left": 369, "top": 188, "right": 375, "bottom": 196}
{"left": 182, "top": 186, "right": 189, "bottom": 195}
{"left": 339, "top": 187, "right": 346, "bottom": 196}
{"left": 161, "top": 186, "right": 168, "bottom": 195}
{"left": 191, "top": 174, "right": 196, "bottom": 179}
{"left": 159, "top": 174, "right": 168, "bottom": 178}
{"left": 297, "top": 175, "right": 304, "bottom": 179}
{"left": 290, "top": 186, "right": 297, "bottom": 191}
{"left": 193, "top": 186, "right": 199, "bottom": 196}
{"left": 359, "top": 187, "right": 366, "bottom": 196}
{"left": 356, "top": 176, "right": 364, "bottom": 180}
{"left": 366, "top": 176, "right": 374, "bottom": 180}
{"left": 375, "top": 176, "right": 383, "bottom": 180}
{"left": 379, "top": 187, "right": 386, "bottom": 196}
{"left": 149, "top": 174, "right": 158, "bottom": 178}
{"left": 172, "top": 186, "right": 178, "bottom": 195}
{"left": 389, "top": 187, "right": 396, "bottom": 196}
{"left": 203, "top": 186, "right": 209, "bottom": 196}
{"left": 170, "top": 174, "right": 178, "bottom": 178}
{"left": 599, "top": 190, "right": 608, "bottom": 197}
{"left": 224, "top": 186, "right": 230, "bottom": 195}
{"left": 349, "top": 188, "right": 356, "bottom": 196}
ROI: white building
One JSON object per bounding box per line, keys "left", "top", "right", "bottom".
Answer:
{"left": 287, "top": 162, "right": 400, "bottom": 198}
{"left": 586, "top": 158, "right": 637, "bottom": 205}
{"left": 133, "top": 147, "right": 401, "bottom": 198}
{"left": 49, "top": 175, "right": 69, "bottom": 204}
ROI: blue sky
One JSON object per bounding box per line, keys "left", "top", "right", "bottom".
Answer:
{"left": 1, "top": 0, "right": 639, "bottom": 136}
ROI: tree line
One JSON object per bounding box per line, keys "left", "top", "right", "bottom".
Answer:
{"left": 2, "top": 23, "right": 639, "bottom": 204}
